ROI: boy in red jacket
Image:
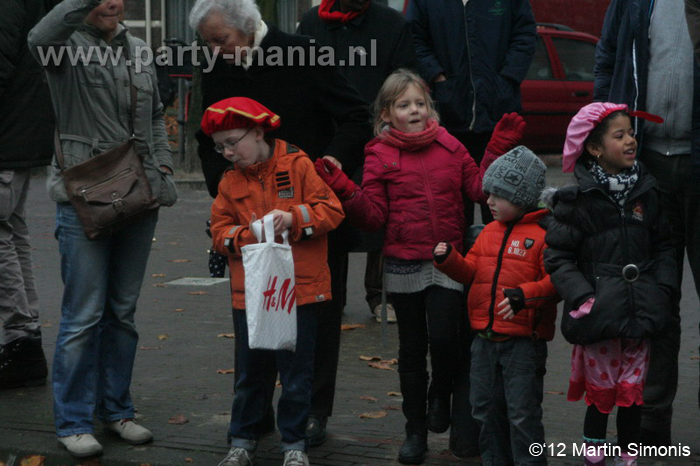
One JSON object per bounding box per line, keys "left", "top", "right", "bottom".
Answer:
{"left": 433, "top": 146, "right": 559, "bottom": 466}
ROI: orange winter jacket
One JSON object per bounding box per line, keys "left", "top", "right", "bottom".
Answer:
{"left": 435, "top": 210, "right": 559, "bottom": 340}
{"left": 210, "top": 139, "right": 345, "bottom": 309}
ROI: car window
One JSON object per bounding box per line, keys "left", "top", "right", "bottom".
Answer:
{"left": 552, "top": 37, "right": 596, "bottom": 81}
{"left": 526, "top": 37, "right": 553, "bottom": 80}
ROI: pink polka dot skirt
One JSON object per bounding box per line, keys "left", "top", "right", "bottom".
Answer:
{"left": 568, "top": 338, "right": 649, "bottom": 413}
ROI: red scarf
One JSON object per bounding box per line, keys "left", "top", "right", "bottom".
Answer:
{"left": 318, "top": 0, "right": 370, "bottom": 23}
{"left": 380, "top": 119, "right": 439, "bottom": 151}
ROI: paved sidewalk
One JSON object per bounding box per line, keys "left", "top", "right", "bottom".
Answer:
{"left": 1, "top": 169, "right": 699, "bottom": 466}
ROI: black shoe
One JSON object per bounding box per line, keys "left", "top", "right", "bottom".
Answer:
{"left": 398, "top": 433, "right": 427, "bottom": 464}
{"left": 449, "top": 435, "right": 479, "bottom": 458}
{"left": 306, "top": 416, "right": 327, "bottom": 447}
{"left": 0, "top": 336, "right": 48, "bottom": 390}
{"left": 426, "top": 396, "right": 450, "bottom": 433}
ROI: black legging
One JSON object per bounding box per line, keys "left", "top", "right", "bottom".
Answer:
{"left": 584, "top": 403, "right": 641, "bottom": 452}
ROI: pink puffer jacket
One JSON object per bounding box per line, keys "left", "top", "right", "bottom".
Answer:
{"left": 343, "top": 127, "right": 497, "bottom": 260}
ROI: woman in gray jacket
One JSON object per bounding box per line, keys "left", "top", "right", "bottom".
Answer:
{"left": 28, "top": 0, "right": 177, "bottom": 458}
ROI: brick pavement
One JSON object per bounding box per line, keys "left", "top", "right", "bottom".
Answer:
{"left": 1, "top": 170, "right": 698, "bottom": 466}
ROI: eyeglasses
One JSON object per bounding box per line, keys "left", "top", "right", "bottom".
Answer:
{"left": 214, "top": 127, "right": 254, "bottom": 154}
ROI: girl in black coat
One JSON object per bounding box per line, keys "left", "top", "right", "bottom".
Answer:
{"left": 544, "top": 103, "right": 677, "bottom": 466}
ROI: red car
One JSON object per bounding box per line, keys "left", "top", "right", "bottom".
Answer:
{"left": 520, "top": 25, "right": 599, "bottom": 153}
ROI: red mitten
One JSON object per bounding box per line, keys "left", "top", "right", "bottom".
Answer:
{"left": 486, "top": 112, "right": 526, "bottom": 156}
{"left": 314, "top": 158, "right": 357, "bottom": 200}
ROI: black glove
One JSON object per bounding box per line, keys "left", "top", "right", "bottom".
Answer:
{"left": 433, "top": 242, "right": 453, "bottom": 264}
{"left": 503, "top": 288, "right": 525, "bottom": 315}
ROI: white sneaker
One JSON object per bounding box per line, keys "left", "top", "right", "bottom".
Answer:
{"left": 57, "top": 433, "right": 103, "bottom": 457}
{"left": 373, "top": 303, "right": 397, "bottom": 323}
{"left": 283, "top": 450, "right": 309, "bottom": 466}
{"left": 105, "top": 418, "right": 153, "bottom": 445}
{"left": 218, "top": 447, "right": 255, "bottom": 466}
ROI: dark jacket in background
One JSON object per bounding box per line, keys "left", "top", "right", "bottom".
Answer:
{"left": 197, "top": 24, "right": 372, "bottom": 198}
{"left": 594, "top": 0, "right": 700, "bottom": 175}
{"left": 544, "top": 162, "right": 677, "bottom": 345}
{"left": 406, "top": 0, "right": 536, "bottom": 136}
{"left": 296, "top": 2, "right": 417, "bottom": 106}
{"left": 0, "top": 0, "right": 55, "bottom": 169}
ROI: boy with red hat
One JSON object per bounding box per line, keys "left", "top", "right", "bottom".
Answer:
{"left": 203, "top": 97, "right": 345, "bottom": 466}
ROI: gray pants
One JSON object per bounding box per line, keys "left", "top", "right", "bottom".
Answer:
{"left": 470, "top": 337, "right": 548, "bottom": 466}
{"left": 0, "top": 169, "right": 40, "bottom": 345}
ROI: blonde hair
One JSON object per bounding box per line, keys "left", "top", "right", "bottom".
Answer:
{"left": 372, "top": 69, "right": 439, "bottom": 136}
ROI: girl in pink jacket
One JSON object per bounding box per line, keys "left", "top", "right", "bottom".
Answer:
{"left": 315, "top": 69, "right": 523, "bottom": 464}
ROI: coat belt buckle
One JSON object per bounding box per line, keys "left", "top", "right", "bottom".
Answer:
{"left": 622, "top": 264, "right": 639, "bottom": 283}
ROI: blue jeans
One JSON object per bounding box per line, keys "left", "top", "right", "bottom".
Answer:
{"left": 53, "top": 202, "right": 157, "bottom": 436}
{"left": 470, "top": 336, "right": 548, "bottom": 466}
{"left": 229, "top": 304, "right": 318, "bottom": 452}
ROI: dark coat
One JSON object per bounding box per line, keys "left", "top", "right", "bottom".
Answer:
{"left": 0, "top": 0, "right": 55, "bottom": 169}
{"left": 197, "top": 24, "right": 372, "bottom": 198}
{"left": 406, "top": 0, "right": 536, "bottom": 135}
{"left": 296, "top": 2, "right": 417, "bottom": 253}
{"left": 594, "top": 0, "right": 700, "bottom": 176}
{"left": 296, "top": 2, "right": 417, "bottom": 106}
{"left": 544, "top": 162, "right": 677, "bottom": 345}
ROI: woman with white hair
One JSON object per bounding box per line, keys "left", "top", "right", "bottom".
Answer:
{"left": 189, "top": 1, "right": 371, "bottom": 466}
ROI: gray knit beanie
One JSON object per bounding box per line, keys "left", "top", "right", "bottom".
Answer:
{"left": 482, "top": 146, "right": 546, "bottom": 209}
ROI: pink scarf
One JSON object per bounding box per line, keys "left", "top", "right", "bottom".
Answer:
{"left": 318, "top": 0, "right": 370, "bottom": 23}
{"left": 380, "top": 119, "right": 439, "bottom": 151}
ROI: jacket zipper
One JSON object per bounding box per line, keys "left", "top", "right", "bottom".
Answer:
{"left": 418, "top": 153, "right": 441, "bottom": 240}
{"left": 485, "top": 222, "right": 515, "bottom": 335}
{"left": 462, "top": 6, "right": 477, "bottom": 131}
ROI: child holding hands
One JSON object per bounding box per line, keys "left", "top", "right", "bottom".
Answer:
{"left": 433, "top": 146, "right": 559, "bottom": 466}
{"left": 315, "top": 69, "right": 524, "bottom": 464}
{"left": 544, "top": 103, "right": 677, "bottom": 466}
{"left": 205, "top": 97, "right": 344, "bottom": 466}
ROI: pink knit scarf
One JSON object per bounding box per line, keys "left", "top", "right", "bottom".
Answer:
{"left": 381, "top": 119, "right": 439, "bottom": 151}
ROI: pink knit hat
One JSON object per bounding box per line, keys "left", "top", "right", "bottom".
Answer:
{"left": 562, "top": 102, "right": 663, "bottom": 172}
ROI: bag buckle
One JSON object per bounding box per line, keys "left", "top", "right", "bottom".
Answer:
{"left": 111, "top": 192, "right": 125, "bottom": 213}
{"left": 622, "top": 264, "right": 639, "bottom": 283}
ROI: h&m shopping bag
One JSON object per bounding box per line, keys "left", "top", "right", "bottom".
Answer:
{"left": 241, "top": 214, "right": 297, "bottom": 351}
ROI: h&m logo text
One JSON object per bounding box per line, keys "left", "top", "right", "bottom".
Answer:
{"left": 262, "top": 276, "right": 296, "bottom": 313}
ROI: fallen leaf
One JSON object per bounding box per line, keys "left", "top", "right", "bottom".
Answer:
{"left": 545, "top": 391, "right": 564, "bottom": 395}
{"left": 41, "top": 322, "right": 52, "bottom": 328}
{"left": 185, "top": 459, "right": 193, "bottom": 463}
{"left": 188, "top": 291, "right": 207, "bottom": 295}
{"left": 169, "top": 259, "right": 191, "bottom": 263}
{"left": 359, "top": 396, "right": 377, "bottom": 402}
{"left": 152, "top": 273, "right": 166, "bottom": 277}
{"left": 174, "top": 308, "right": 185, "bottom": 312}
{"left": 157, "top": 334, "right": 169, "bottom": 340}
{"left": 691, "top": 356, "right": 700, "bottom": 360}
{"left": 153, "top": 283, "right": 167, "bottom": 287}
{"left": 139, "top": 346, "right": 163, "bottom": 351}
{"left": 218, "top": 333, "right": 235, "bottom": 338}
{"left": 359, "top": 355, "right": 381, "bottom": 361}
{"left": 368, "top": 362, "right": 395, "bottom": 371}
{"left": 359, "top": 411, "right": 388, "bottom": 419}
{"left": 217, "top": 368, "right": 235, "bottom": 374}
{"left": 168, "top": 415, "right": 189, "bottom": 425}
{"left": 341, "top": 324, "right": 366, "bottom": 331}
{"left": 387, "top": 391, "right": 401, "bottom": 397}
{"left": 20, "top": 455, "right": 45, "bottom": 466}
{"left": 383, "top": 358, "right": 398, "bottom": 365}
{"left": 381, "top": 405, "right": 400, "bottom": 411}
